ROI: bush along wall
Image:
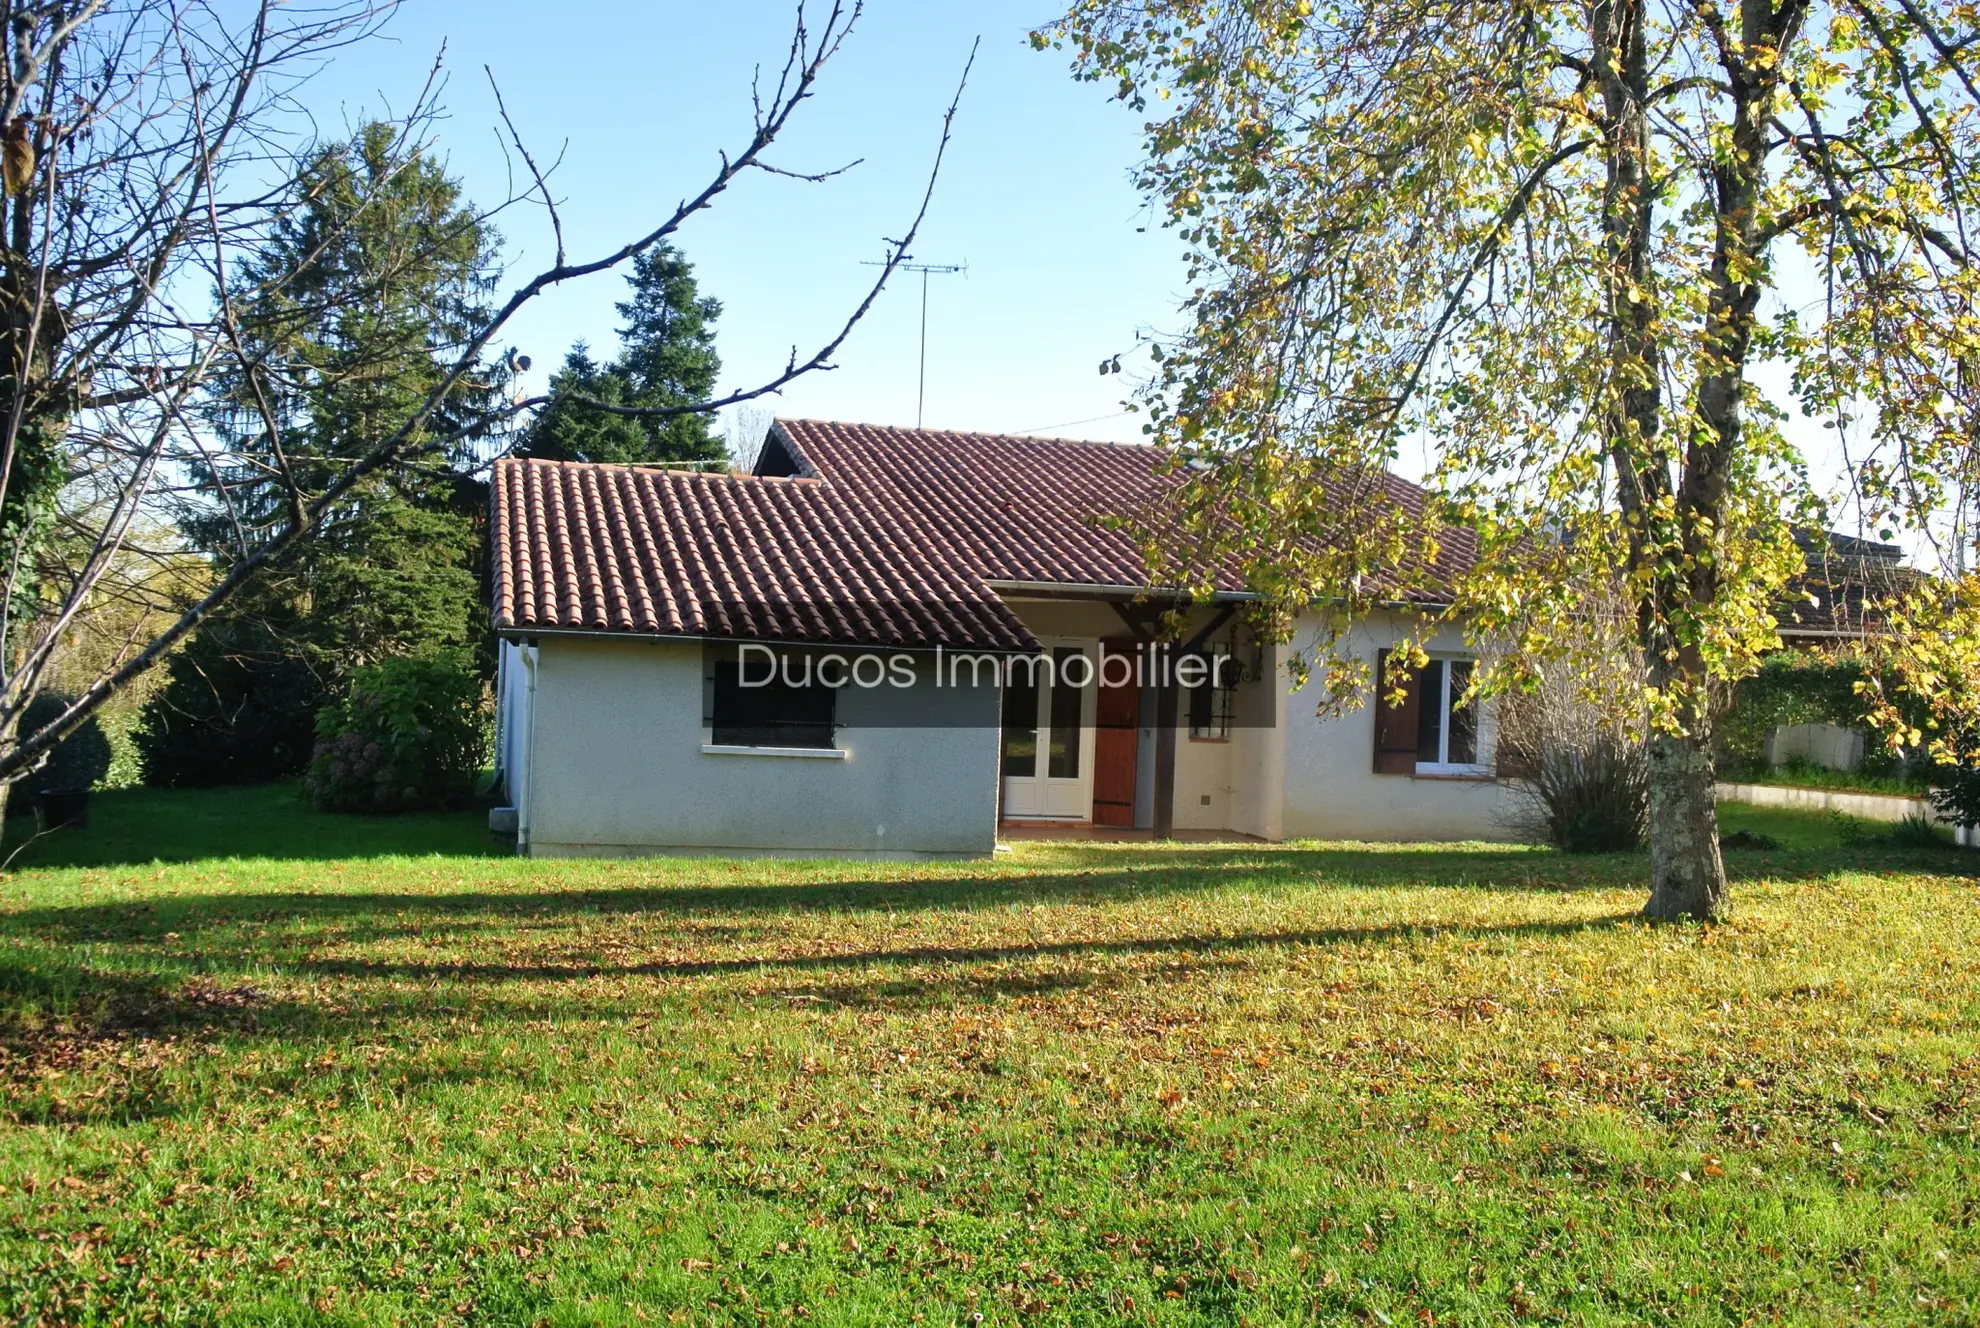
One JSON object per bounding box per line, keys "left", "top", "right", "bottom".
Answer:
{"left": 305, "top": 651, "right": 488, "bottom": 814}
{"left": 1715, "top": 652, "right": 1925, "bottom": 782}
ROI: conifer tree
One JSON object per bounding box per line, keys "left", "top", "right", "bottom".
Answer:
{"left": 523, "top": 244, "right": 726, "bottom": 466}
{"left": 142, "top": 123, "right": 500, "bottom": 783}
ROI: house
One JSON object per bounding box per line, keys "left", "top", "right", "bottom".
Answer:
{"left": 489, "top": 419, "right": 1521, "bottom": 858}
{"left": 1776, "top": 530, "right": 1920, "bottom": 646}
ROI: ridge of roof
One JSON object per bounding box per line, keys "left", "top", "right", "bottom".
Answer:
{"left": 771, "top": 416, "right": 1164, "bottom": 455}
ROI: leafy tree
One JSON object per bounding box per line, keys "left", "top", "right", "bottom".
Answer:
{"left": 522, "top": 244, "right": 726, "bottom": 466}
{"left": 1042, "top": 0, "right": 1980, "bottom": 919}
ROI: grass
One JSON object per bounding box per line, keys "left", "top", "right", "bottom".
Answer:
{"left": 1718, "top": 758, "right": 1931, "bottom": 800}
{"left": 0, "top": 788, "right": 1975, "bottom": 1325}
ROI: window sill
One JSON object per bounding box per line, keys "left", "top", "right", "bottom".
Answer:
{"left": 1412, "top": 767, "right": 1493, "bottom": 782}
{"left": 701, "top": 744, "right": 848, "bottom": 760}
{"left": 1188, "top": 735, "right": 1231, "bottom": 744}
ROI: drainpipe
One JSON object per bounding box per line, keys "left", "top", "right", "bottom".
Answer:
{"left": 517, "top": 642, "right": 540, "bottom": 856}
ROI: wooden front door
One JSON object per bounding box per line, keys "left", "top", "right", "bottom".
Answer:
{"left": 1092, "top": 638, "right": 1141, "bottom": 827}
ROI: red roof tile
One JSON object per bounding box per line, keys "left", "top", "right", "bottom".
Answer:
{"left": 492, "top": 421, "right": 1479, "bottom": 650}
{"left": 491, "top": 458, "right": 1035, "bottom": 651}
{"left": 768, "top": 419, "right": 1474, "bottom": 601}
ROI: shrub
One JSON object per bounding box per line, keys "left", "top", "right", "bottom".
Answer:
{"left": 137, "top": 614, "right": 327, "bottom": 787}
{"left": 1715, "top": 651, "right": 1926, "bottom": 782}
{"left": 305, "top": 652, "right": 487, "bottom": 813}
{"left": 1510, "top": 735, "right": 1650, "bottom": 853}
{"left": 1494, "top": 642, "right": 1651, "bottom": 853}
{"left": 16, "top": 691, "right": 113, "bottom": 792}
{"left": 1836, "top": 809, "right": 1953, "bottom": 849}
{"left": 1928, "top": 754, "right": 1980, "bottom": 831}
{"left": 1889, "top": 812, "right": 1952, "bottom": 848}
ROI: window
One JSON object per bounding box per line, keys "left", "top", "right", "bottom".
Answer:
{"left": 709, "top": 653, "right": 836, "bottom": 749}
{"left": 1187, "top": 645, "right": 1237, "bottom": 740}
{"left": 1372, "top": 649, "right": 1484, "bottom": 775}
{"left": 1416, "top": 657, "right": 1480, "bottom": 771}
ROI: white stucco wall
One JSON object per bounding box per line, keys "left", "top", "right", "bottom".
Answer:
{"left": 519, "top": 636, "right": 1002, "bottom": 859}
{"left": 1227, "top": 641, "right": 1286, "bottom": 841}
{"left": 1278, "top": 612, "right": 1520, "bottom": 842}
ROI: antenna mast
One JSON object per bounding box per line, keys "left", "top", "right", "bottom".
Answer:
{"left": 867, "top": 257, "right": 966, "bottom": 427}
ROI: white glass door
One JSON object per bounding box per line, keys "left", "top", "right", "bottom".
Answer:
{"left": 1000, "top": 640, "right": 1097, "bottom": 820}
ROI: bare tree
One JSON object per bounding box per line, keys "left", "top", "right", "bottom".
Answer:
{"left": 0, "top": 0, "right": 967, "bottom": 810}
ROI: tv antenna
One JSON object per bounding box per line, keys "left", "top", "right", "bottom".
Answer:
{"left": 866, "top": 256, "right": 966, "bottom": 427}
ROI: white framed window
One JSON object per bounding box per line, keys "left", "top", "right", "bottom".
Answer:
{"left": 1415, "top": 655, "right": 1483, "bottom": 774}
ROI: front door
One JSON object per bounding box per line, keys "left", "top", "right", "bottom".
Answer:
{"left": 1092, "top": 638, "right": 1142, "bottom": 826}
{"left": 1001, "top": 640, "right": 1096, "bottom": 820}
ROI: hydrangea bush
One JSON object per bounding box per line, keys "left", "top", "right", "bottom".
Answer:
{"left": 305, "top": 652, "right": 487, "bottom": 814}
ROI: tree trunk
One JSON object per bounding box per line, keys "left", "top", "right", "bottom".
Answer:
{"left": 1643, "top": 727, "right": 1726, "bottom": 921}
{"left": 0, "top": 706, "right": 19, "bottom": 833}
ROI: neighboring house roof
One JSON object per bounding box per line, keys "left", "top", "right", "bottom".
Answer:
{"left": 1777, "top": 530, "right": 1921, "bottom": 640}
{"left": 490, "top": 455, "right": 1034, "bottom": 652}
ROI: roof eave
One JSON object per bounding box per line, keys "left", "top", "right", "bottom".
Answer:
{"left": 494, "top": 623, "right": 1038, "bottom": 655}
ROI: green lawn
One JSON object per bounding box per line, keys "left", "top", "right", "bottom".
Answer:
{"left": 0, "top": 788, "right": 1975, "bottom": 1325}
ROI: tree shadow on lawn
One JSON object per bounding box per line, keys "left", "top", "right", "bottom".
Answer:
{"left": 0, "top": 836, "right": 1926, "bottom": 971}
{"left": 0, "top": 910, "right": 1636, "bottom": 1060}
{"left": 305, "top": 911, "right": 1636, "bottom": 987}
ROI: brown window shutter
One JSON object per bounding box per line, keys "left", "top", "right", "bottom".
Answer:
{"left": 1372, "top": 648, "right": 1421, "bottom": 775}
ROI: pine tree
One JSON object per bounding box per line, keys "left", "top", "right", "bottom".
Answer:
{"left": 522, "top": 243, "right": 725, "bottom": 466}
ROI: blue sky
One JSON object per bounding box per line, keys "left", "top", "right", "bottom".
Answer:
{"left": 293, "top": 1, "right": 1915, "bottom": 558}
{"left": 302, "top": 1, "right": 1176, "bottom": 445}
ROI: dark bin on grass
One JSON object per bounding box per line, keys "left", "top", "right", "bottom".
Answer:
{"left": 34, "top": 787, "right": 90, "bottom": 832}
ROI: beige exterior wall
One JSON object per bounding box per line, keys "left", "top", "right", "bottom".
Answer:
{"left": 499, "top": 603, "right": 1525, "bottom": 857}
{"left": 1227, "top": 641, "right": 1287, "bottom": 840}
{"left": 519, "top": 636, "right": 1001, "bottom": 859}
{"left": 1277, "top": 611, "right": 1520, "bottom": 842}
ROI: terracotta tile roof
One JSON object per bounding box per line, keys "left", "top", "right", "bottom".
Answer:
{"left": 767, "top": 419, "right": 1224, "bottom": 589}
{"left": 492, "top": 421, "right": 1483, "bottom": 650}
{"left": 491, "top": 457, "right": 1035, "bottom": 651}
{"left": 768, "top": 419, "right": 1474, "bottom": 602}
